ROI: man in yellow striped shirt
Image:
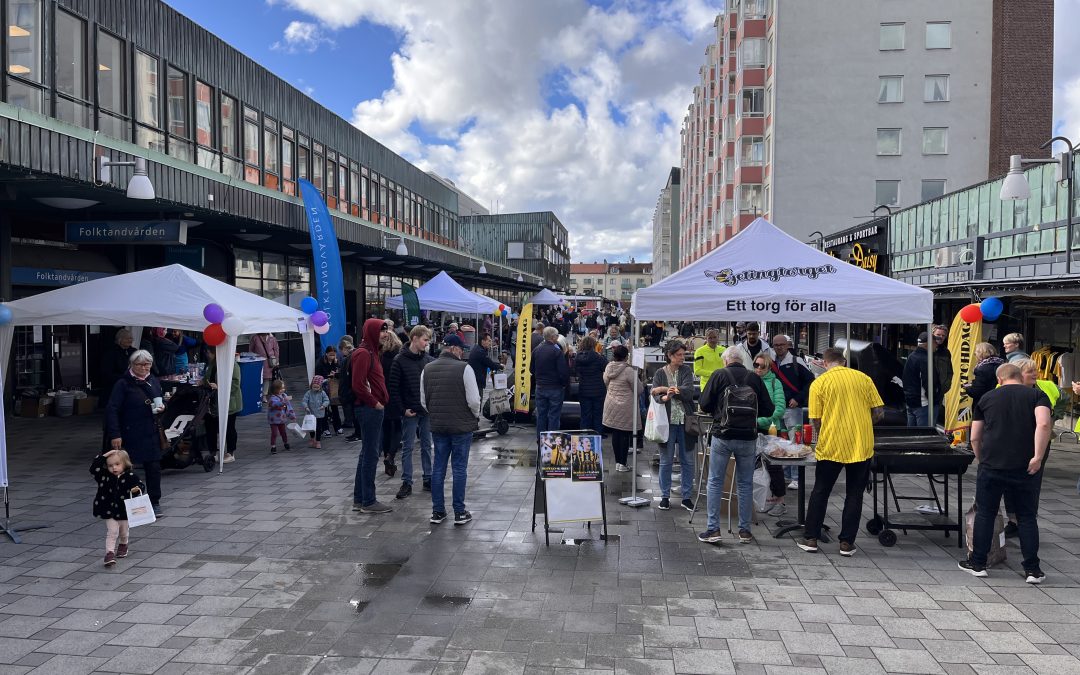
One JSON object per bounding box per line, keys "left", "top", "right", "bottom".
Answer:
{"left": 798, "top": 348, "right": 884, "bottom": 557}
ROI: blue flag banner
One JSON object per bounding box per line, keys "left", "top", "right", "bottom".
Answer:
{"left": 299, "top": 179, "right": 347, "bottom": 352}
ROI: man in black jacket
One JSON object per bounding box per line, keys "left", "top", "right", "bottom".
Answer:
{"left": 531, "top": 326, "right": 569, "bottom": 437}
{"left": 697, "top": 346, "right": 774, "bottom": 545}
{"left": 769, "top": 335, "right": 814, "bottom": 409}
{"left": 389, "top": 326, "right": 434, "bottom": 499}
{"left": 468, "top": 333, "right": 503, "bottom": 398}
{"left": 903, "top": 332, "right": 946, "bottom": 427}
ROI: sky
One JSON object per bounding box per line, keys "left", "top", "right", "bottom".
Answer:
{"left": 165, "top": 0, "right": 1080, "bottom": 265}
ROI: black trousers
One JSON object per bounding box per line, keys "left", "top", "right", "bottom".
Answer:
{"left": 327, "top": 404, "right": 342, "bottom": 431}
{"left": 309, "top": 416, "right": 328, "bottom": 440}
{"left": 382, "top": 414, "right": 402, "bottom": 460}
{"left": 141, "top": 460, "right": 162, "bottom": 505}
{"left": 972, "top": 465, "right": 1041, "bottom": 570}
{"left": 611, "top": 429, "right": 631, "bottom": 466}
{"left": 804, "top": 459, "right": 870, "bottom": 543}
{"left": 205, "top": 414, "right": 238, "bottom": 455}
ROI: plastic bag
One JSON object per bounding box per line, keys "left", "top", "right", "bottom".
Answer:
{"left": 300, "top": 414, "right": 317, "bottom": 432}
{"left": 287, "top": 422, "right": 307, "bottom": 440}
{"left": 644, "top": 399, "right": 669, "bottom": 443}
{"left": 964, "top": 502, "right": 1006, "bottom": 567}
{"left": 125, "top": 493, "right": 157, "bottom": 528}
{"left": 752, "top": 465, "right": 770, "bottom": 513}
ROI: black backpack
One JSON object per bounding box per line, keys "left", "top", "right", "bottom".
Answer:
{"left": 718, "top": 368, "right": 758, "bottom": 432}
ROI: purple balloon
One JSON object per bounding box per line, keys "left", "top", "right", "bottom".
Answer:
{"left": 203, "top": 303, "right": 225, "bottom": 324}
{"left": 310, "top": 310, "right": 329, "bottom": 327}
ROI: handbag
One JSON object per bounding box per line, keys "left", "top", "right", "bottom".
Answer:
{"left": 125, "top": 491, "right": 157, "bottom": 528}
{"left": 300, "top": 414, "right": 317, "bottom": 432}
{"left": 327, "top": 379, "right": 340, "bottom": 405}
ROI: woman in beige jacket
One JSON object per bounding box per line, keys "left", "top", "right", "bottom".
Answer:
{"left": 603, "top": 345, "right": 640, "bottom": 473}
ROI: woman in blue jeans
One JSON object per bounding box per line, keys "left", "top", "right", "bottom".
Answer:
{"left": 651, "top": 341, "right": 696, "bottom": 511}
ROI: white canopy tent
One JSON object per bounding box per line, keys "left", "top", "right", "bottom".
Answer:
{"left": 0, "top": 264, "right": 317, "bottom": 489}
{"left": 385, "top": 271, "right": 505, "bottom": 314}
{"left": 622, "top": 218, "right": 935, "bottom": 507}
{"left": 527, "top": 288, "right": 565, "bottom": 306}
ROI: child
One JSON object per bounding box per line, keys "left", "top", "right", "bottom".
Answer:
{"left": 266, "top": 379, "right": 293, "bottom": 454}
{"left": 303, "top": 375, "right": 331, "bottom": 449}
{"left": 90, "top": 449, "right": 144, "bottom": 567}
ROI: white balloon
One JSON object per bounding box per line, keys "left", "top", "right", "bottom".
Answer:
{"left": 314, "top": 322, "right": 330, "bottom": 335}
{"left": 222, "top": 316, "right": 246, "bottom": 336}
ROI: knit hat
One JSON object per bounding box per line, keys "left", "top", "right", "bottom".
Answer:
{"left": 311, "top": 375, "right": 324, "bottom": 388}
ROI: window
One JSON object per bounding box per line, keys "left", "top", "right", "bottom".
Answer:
{"left": 243, "top": 106, "right": 260, "bottom": 185}
{"left": 507, "top": 242, "right": 524, "bottom": 259}
{"left": 876, "top": 180, "right": 900, "bottom": 207}
{"left": 741, "top": 38, "right": 766, "bottom": 67}
{"left": 325, "top": 151, "right": 337, "bottom": 207}
{"left": 740, "top": 136, "right": 764, "bottom": 165}
{"left": 96, "top": 30, "right": 126, "bottom": 138}
{"left": 922, "top": 180, "right": 946, "bottom": 201}
{"left": 924, "top": 75, "right": 949, "bottom": 102}
{"left": 6, "top": 0, "right": 41, "bottom": 79}
{"left": 740, "top": 88, "right": 764, "bottom": 117}
{"left": 738, "top": 184, "right": 763, "bottom": 214}
{"left": 53, "top": 10, "right": 89, "bottom": 127}
{"left": 281, "top": 126, "right": 295, "bottom": 195}
{"left": 742, "top": 0, "right": 765, "bottom": 18}
{"left": 220, "top": 93, "right": 240, "bottom": 178}
{"left": 134, "top": 51, "right": 159, "bottom": 127}
{"left": 313, "top": 142, "right": 324, "bottom": 192}
{"left": 922, "top": 127, "right": 948, "bottom": 154}
{"left": 263, "top": 116, "right": 279, "bottom": 190}
{"left": 926, "top": 22, "right": 951, "bottom": 49}
{"left": 878, "top": 76, "right": 903, "bottom": 103}
{"left": 297, "top": 134, "right": 310, "bottom": 183}
{"left": 166, "top": 67, "right": 190, "bottom": 160}
{"left": 877, "top": 128, "right": 901, "bottom": 155}
{"left": 879, "top": 23, "right": 905, "bottom": 50}
{"left": 195, "top": 81, "right": 213, "bottom": 146}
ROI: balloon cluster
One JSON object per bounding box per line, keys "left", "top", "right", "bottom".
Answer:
{"left": 201, "top": 303, "right": 246, "bottom": 346}
{"left": 497, "top": 303, "right": 509, "bottom": 318}
{"left": 301, "top": 296, "right": 331, "bottom": 335}
{"left": 959, "top": 297, "right": 1004, "bottom": 324}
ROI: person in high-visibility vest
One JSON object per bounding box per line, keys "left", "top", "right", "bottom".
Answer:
{"left": 693, "top": 328, "right": 726, "bottom": 391}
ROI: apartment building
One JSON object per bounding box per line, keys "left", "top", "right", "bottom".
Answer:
{"left": 651, "top": 168, "right": 681, "bottom": 284}
{"left": 570, "top": 262, "right": 652, "bottom": 306}
{"left": 678, "top": 0, "right": 1052, "bottom": 268}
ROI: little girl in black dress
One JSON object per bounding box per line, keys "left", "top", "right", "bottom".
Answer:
{"left": 90, "top": 449, "right": 144, "bottom": 567}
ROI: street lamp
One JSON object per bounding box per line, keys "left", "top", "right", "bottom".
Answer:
{"left": 384, "top": 235, "right": 409, "bottom": 256}
{"left": 999, "top": 137, "right": 1076, "bottom": 274}
{"left": 97, "top": 156, "right": 155, "bottom": 200}
{"left": 807, "top": 230, "right": 825, "bottom": 251}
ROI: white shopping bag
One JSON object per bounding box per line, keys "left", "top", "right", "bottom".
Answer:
{"left": 287, "top": 422, "right": 307, "bottom": 439}
{"left": 124, "top": 493, "right": 157, "bottom": 528}
{"left": 752, "top": 465, "right": 770, "bottom": 513}
{"left": 644, "top": 399, "right": 669, "bottom": 443}
{"left": 300, "top": 414, "right": 317, "bottom": 432}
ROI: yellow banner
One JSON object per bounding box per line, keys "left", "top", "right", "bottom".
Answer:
{"left": 944, "top": 310, "right": 982, "bottom": 434}
{"left": 514, "top": 303, "right": 534, "bottom": 413}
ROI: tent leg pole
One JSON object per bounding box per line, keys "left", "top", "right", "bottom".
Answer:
{"left": 1, "top": 487, "right": 47, "bottom": 545}
{"left": 620, "top": 319, "right": 648, "bottom": 508}
{"left": 927, "top": 322, "right": 934, "bottom": 429}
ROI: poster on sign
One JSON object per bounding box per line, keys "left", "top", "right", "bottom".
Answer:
{"left": 538, "top": 431, "right": 570, "bottom": 478}
{"left": 570, "top": 433, "right": 603, "bottom": 481}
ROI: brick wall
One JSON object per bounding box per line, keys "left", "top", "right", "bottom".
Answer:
{"left": 988, "top": 0, "right": 1054, "bottom": 176}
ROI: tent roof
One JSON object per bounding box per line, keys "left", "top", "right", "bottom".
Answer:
{"left": 3, "top": 264, "right": 306, "bottom": 333}
{"left": 527, "top": 288, "right": 564, "bottom": 305}
{"left": 631, "top": 218, "right": 932, "bottom": 323}
{"left": 385, "top": 271, "right": 503, "bottom": 314}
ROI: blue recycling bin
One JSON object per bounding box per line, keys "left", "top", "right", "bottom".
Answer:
{"left": 238, "top": 357, "right": 266, "bottom": 416}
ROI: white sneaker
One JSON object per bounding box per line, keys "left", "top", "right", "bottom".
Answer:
{"left": 615, "top": 463, "right": 631, "bottom": 472}
{"left": 223, "top": 453, "right": 235, "bottom": 463}
{"left": 787, "top": 480, "right": 799, "bottom": 489}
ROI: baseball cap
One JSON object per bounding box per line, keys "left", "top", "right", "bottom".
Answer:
{"left": 917, "top": 332, "right": 928, "bottom": 344}
{"left": 443, "top": 334, "right": 464, "bottom": 348}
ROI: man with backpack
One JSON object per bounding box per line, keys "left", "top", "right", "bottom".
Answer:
{"left": 697, "top": 345, "right": 774, "bottom": 544}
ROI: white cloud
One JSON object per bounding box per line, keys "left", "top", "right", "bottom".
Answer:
{"left": 269, "top": 0, "right": 722, "bottom": 263}
{"left": 271, "top": 20, "right": 333, "bottom": 53}
{"left": 1054, "top": 0, "right": 1080, "bottom": 143}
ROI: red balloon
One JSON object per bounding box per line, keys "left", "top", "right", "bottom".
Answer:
{"left": 498, "top": 304, "right": 506, "bottom": 311}
{"left": 958, "top": 304, "right": 983, "bottom": 323}
{"left": 204, "top": 323, "right": 227, "bottom": 346}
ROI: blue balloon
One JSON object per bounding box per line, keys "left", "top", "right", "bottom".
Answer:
{"left": 300, "top": 296, "right": 319, "bottom": 314}
{"left": 0, "top": 304, "right": 11, "bottom": 326}
{"left": 980, "top": 297, "right": 1003, "bottom": 322}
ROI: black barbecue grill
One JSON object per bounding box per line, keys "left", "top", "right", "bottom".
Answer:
{"left": 866, "top": 426, "right": 975, "bottom": 547}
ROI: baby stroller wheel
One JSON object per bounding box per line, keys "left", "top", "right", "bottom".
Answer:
{"left": 496, "top": 418, "right": 510, "bottom": 435}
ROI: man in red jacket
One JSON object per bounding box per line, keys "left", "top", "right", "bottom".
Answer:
{"left": 351, "top": 318, "right": 392, "bottom": 513}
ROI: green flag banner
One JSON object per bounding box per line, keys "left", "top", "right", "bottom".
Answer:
{"left": 401, "top": 281, "right": 421, "bottom": 326}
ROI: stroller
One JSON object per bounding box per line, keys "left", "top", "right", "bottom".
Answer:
{"left": 480, "top": 373, "right": 514, "bottom": 436}
{"left": 158, "top": 384, "right": 215, "bottom": 472}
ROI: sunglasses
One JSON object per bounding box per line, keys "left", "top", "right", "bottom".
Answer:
{"left": 753, "top": 362, "right": 768, "bottom": 370}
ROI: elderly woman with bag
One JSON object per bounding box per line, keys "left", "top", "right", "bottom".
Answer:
{"left": 603, "top": 344, "right": 639, "bottom": 473}
{"left": 651, "top": 340, "right": 697, "bottom": 512}
{"left": 105, "top": 349, "right": 166, "bottom": 517}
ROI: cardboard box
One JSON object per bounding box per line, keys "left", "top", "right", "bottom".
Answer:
{"left": 75, "top": 396, "right": 99, "bottom": 415}
{"left": 19, "top": 396, "right": 52, "bottom": 418}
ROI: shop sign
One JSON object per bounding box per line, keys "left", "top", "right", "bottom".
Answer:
{"left": 11, "top": 267, "right": 113, "bottom": 287}
{"left": 65, "top": 220, "right": 187, "bottom": 244}
{"left": 849, "top": 243, "right": 880, "bottom": 272}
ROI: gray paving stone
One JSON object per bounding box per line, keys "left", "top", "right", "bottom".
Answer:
{"left": 873, "top": 647, "right": 945, "bottom": 674}
{"left": 778, "top": 630, "right": 845, "bottom": 656}
{"left": 613, "top": 658, "right": 677, "bottom": 675}
{"left": 94, "top": 646, "right": 180, "bottom": 674}
{"left": 726, "top": 640, "right": 791, "bottom": 666}
{"left": 106, "top": 623, "right": 184, "bottom": 648}
{"left": 35, "top": 629, "right": 114, "bottom": 656}
{"left": 20, "top": 654, "right": 107, "bottom": 675}
{"left": 672, "top": 648, "right": 735, "bottom": 674}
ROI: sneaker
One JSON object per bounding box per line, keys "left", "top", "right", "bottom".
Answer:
{"left": 615, "top": 463, "right": 631, "bottom": 472}
{"left": 284, "top": 443, "right": 291, "bottom": 452}
{"left": 152, "top": 504, "right": 164, "bottom": 518}
{"left": 345, "top": 435, "right": 360, "bottom": 443}
{"left": 336, "top": 428, "right": 345, "bottom": 435}
{"left": 384, "top": 459, "right": 397, "bottom": 478}
{"left": 1024, "top": 569, "right": 1046, "bottom": 585}
{"left": 787, "top": 480, "right": 799, "bottom": 489}
{"left": 1004, "top": 521, "right": 1019, "bottom": 538}
{"left": 422, "top": 479, "right": 432, "bottom": 492}
{"left": 681, "top": 499, "right": 695, "bottom": 512}
{"left": 657, "top": 498, "right": 670, "bottom": 510}
{"left": 323, "top": 430, "right": 332, "bottom": 438}
{"left": 430, "top": 511, "right": 447, "bottom": 524}
{"left": 360, "top": 501, "right": 393, "bottom": 514}
{"left": 957, "top": 559, "right": 988, "bottom": 577}
{"left": 797, "top": 538, "right": 819, "bottom": 553}
{"left": 738, "top": 529, "right": 754, "bottom": 544}
{"left": 103, "top": 551, "right": 116, "bottom": 567}
{"left": 352, "top": 502, "right": 364, "bottom": 511}
{"left": 308, "top": 439, "right": 317, "bottom": 448}
{"left": 223, "top": 453, "right": 235, "bottom": 463}
{"left": 395, "top": 483, "right": 412, "bottom": 500}
{"left": 454, "top": 511, "right": 472, "bottom": 525}
{"left": 698, "top": 529, "right": 723, "bottom": 543}
{"left": 839, "top": 542, "right": 856, "bottom": 557}
{"left": 767, "top": 503, "right": 787, "bottom": 517}
{"left": 116, "top": 543, "right": 129, "bottom": 558}
{"left": 270, "top": 446, "right": 277, "bottom": 455}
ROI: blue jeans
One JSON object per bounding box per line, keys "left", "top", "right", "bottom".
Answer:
{"left": 535, "top": 387, "right": 564, "bottom": 436}
{"left": 972, "top": 464, "right": 1041, "bottom": 570}
{"left": 707, "top": 436, "right": 756, "bottom": 533}
{"left": 659, "top": 423, "right": 695, "bottom": 500}
{"left": 907, "top": 404, "right": 944, "bottom": 427}
{"left": 431, "top": 432, "right": 472, "bottom": 515}
{"left": 400, "top": 414, "right": 432, "bottom": 485}
{"left": 579, "top": 395, "right": 604, "bottom": 433}
{"left": 353, "top": 405, "right": 384, "bottom": 506}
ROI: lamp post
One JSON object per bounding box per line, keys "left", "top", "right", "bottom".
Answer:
{"left": 383, "top": 235, "right": 408, "bottom": 256}
{"left": 1000, "top": 137, "right": 1076, "bottom": 276}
